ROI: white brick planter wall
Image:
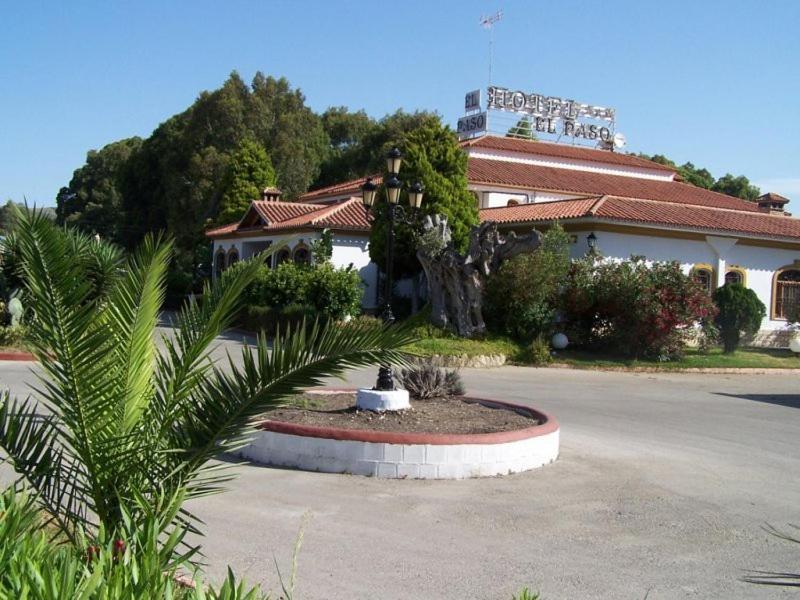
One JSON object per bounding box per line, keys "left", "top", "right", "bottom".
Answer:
{"left": 236, "top": 395, "right": 559, "bottom": 479}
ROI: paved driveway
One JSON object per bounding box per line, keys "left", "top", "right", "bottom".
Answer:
{"left": 1, "top": 334, "right": 799, "bottom": 599}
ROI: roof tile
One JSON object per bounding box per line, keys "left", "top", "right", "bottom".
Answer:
{"left": 206, "top": 197, "right": 370, "bottom": 238}
{"left": 462, "top": 135, "right": 676, "bottom": 173}
{"left": 468, "top": 158, "right": 760, "bottom": 213}
{"left": 479, "top": 196, "right": 800, "bottom": 241}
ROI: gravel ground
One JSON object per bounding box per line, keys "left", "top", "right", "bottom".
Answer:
{"left": 1, "top": 329, "right": 799, "bottom": 599}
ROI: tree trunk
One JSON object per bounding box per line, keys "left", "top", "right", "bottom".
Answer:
{"left": 416, "top": 215, "right": 541, "bottom": 338}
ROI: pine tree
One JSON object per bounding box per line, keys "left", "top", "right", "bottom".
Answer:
{"left": 369, "top": 119, "right": 479, "bottom": 280}
{"left": 216, "top": 139, "right": 277, "bottom": 224}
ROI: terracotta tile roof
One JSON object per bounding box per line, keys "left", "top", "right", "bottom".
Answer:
{"left": 595, "top": 196, "right": 800, "bottom": 239}
{"left": 480, "top": 197, "right": 603, "bottom": 224}
{"left": 461, "top": 135, "right": 677, "bottom": 174}
{"left": 204, "top": 222, "right": 238, "bottom": 236}
{"left": 206, "top": 197, "right": 370, "bottom": 238}
{"left": 251, "top": 201, "right": 319, "bottom": 223}
{"left": 298, "top": 174, "right": 382, "bottom": 202}
{"left": 468, "top": 158, "right": 760, "bottom": 213}
{"left": 479, "top": 196, "right": 800, "bottom": 241}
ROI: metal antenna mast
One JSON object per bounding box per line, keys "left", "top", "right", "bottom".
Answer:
{"left": 480, "top": 10, "right": 503, "bottom": 86}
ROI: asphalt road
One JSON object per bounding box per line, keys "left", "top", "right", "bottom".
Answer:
{"left": 1, "top": 333, "right": 799, "bottom": 599}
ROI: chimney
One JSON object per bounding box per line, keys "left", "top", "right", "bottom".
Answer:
{"left": 756, "top": 192, "right": 790, "bottom": 216}
{"left": 261, "top": 187, "right": 282, "bottom": 202}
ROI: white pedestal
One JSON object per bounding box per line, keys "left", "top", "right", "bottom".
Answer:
{"left": 356, "top": 388, "right": 410, "bottom": 412}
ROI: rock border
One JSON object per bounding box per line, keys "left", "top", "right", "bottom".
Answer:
{"left": 236, "top": 390, "right": 559, "bottom": 479}
{"left": 424, "top": 354, "right": 507, "bottom": 368}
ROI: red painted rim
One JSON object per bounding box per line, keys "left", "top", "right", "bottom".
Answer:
{"left": 258, "top": 389, "right": 559, "bottom": 445}
{"left": 0, "top": 351, "right": 36, "bottom": 362}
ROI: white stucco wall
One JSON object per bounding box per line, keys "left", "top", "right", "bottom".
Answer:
{"left": 471, "top": 184, "right": 578, "bottom": 208}
{"left": 330, "top": 234, "right": 378, "bottom": 309}
{"left": 212, "top": 231, "right": 378, "bottom": 310}
{"left": 568, "top": 227, "right": 800, "bottom": 336}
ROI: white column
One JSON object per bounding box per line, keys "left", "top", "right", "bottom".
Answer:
{"left": 716, "top": 256, "right": 726, "bottom": 288}
{"left": 705, "top": 236, "right": 737, "bottom": 288}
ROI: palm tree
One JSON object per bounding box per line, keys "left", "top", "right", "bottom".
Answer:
{"left": 0, "top": 208, "right": 414, "bottom": 544}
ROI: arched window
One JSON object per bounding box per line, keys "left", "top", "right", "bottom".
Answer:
{"left": 774, "top": 269, "right": 800, "bottom": 320}
{"left": 226, "top": 248, "right": 239, "bottom": 269}
{"left": 214, "top": 249, "right": 225, "bottom": 279}
{"left": 293, "top": 244, "right": 310, "bottom": 265}
{"left": 506, "top": 199, "right": 520, "bottom": 207}
{"left": 274, "top": 247, "right": 291, "bottom": 267}
{"left": 724, "top": 269, "right": 745, "bottom": 286}
{"left": 691, "top": 266, "right": 714, "bottom": 295}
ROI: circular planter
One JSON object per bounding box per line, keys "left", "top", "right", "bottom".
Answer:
{"left": 236, "top": 391, "right": 559, "bottom": 479}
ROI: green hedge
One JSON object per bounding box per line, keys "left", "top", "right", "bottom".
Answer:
{"left": 239, "top": 262, "right": 362, "bottom": 332}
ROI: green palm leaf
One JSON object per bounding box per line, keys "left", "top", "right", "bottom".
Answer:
{"left": 0, "top": 206, "right": 415, "bottom": 544}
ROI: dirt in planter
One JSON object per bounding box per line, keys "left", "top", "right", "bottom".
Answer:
{"left": 264, "top": 393, "right": 539, "bottom": 435}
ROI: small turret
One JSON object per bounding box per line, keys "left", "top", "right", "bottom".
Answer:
{"left": 756, "top": 192, "right": 790, "bottom": 216}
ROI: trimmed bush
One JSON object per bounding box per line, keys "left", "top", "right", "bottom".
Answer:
{"left": 485, "top": 224, "right": 571, "bottom": 341}
{"left": 243, "top": 261, "right": 362, "bottom": 323}
{"left": 561, "top": 256, "right": 717, "bottom": 358}
{"left": 239, "top": 303, "right": 320, "bottom": 336}
{"left": 713, "top": 283, "right": 766, "bottom": 353}
{"left": 305, "top": 264, "right": 362, "bottom": 321}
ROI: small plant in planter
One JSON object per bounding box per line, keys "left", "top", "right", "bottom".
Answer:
{"left": 396, "top": 363, "right": 465, "bottom": 400}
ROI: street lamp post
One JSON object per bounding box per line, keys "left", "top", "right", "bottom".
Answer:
{"left": 359, "top": 148, "right": 425, "bottom": 402}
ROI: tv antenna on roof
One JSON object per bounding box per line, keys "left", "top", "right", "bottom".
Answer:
{"left": 480, "top": 9, "right": 503, "bottom": 86}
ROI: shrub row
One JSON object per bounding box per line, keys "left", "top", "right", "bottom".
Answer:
{"left": 485, "top": 225, "right": 722, "bottom": 358}
{"left": 240, "top": 262, "right": 363, "bottom": 332}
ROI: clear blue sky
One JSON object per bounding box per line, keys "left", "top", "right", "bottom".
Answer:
{"left": 2, "top": 0, "right": 799, "bottom": 206}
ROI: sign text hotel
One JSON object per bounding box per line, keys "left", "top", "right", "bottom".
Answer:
{"left": 487, "top": 85, "right": 615, "bottom": 142}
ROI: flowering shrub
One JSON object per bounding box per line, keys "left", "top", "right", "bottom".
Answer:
{"left": 561, "top": 256, "right": 716, "bottom": 358}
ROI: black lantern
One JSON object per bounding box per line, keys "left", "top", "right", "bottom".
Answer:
{"left": 361, "top": 177, "right": 378, "bottom": 208}
{"left": 408, "top": 181, "right": 425, "bottom": 209}
{"left": 386, "top": 147, "right": 402, "bottom": 175}
{"left": 385, "top": 175, "right": 402, "bottom": 205}
{"left": 587, "top": 232, "right": 598, "bottom": 250}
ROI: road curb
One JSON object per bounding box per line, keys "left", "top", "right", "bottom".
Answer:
{"left": 0, "top": 351, "right": 36, "bottom": 362}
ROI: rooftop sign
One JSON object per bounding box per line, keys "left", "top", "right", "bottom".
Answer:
{"left": 457, "top": 85, "right": 618, "bottom": 145}
{"left": 487, "top": 86, "right": 615, "bottom": 122}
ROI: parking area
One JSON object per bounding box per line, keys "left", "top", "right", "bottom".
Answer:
{"left": 1, "top": 336, "right": 799, "bottom": 599}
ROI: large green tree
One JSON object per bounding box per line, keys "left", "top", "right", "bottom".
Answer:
{"left": 117, "top": 72, "right": 327, "bottom": 251}
{"left": 712, "top": 173, "right": 761, "bottom": 201}
{"left": 56, "top": 137, "right": 143, "bottom": 242}
{"left": 314, "top": 109, "right": 440, "bottom": 189}
{"left": 636, "top": 153, "right": 760, "bottom": 200}
{"left": 368, "top": 118, "right": 479, "bottom": 281}
{"left": 216, "top": 139, "right": 277, "bottom": 224}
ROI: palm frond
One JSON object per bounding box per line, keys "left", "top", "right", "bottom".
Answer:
{"left": 149, "top": 255, "right": 267, "bottom": 437}
{"left": 170, "top": 318, "right": 416, "bottom": 498}
{"left": 0, "top": 392, "right": 90, "bottom": 543}
{"left": 103, "top": 234, "right": 171, "bottom": 432}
